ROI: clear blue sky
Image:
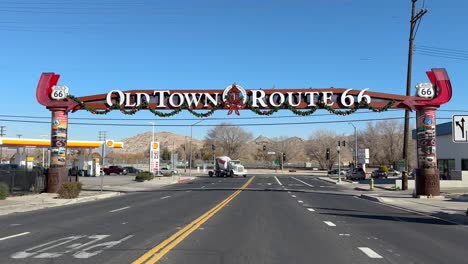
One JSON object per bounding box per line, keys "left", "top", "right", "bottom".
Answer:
{"left": 0, "top": 0, "right": 467, "bottom": 142}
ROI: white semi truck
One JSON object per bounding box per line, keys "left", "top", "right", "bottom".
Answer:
{"left": 209, "top": 156, "right": 247, "bottom": 178}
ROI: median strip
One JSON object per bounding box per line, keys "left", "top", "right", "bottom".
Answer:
{"left": 133, "top": 176, "right": 255, "bottom": 264}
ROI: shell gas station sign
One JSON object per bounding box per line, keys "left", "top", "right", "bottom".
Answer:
{"left": 150, "top": 141, "right": 160, "bottom": 174}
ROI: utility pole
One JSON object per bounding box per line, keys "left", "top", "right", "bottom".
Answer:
{"left": 348, "top": 123, "right": 358, "bottom": 168}
{"left": 403, "top": 0, "right": 427, "bottom": 190}
{"left": 0, "top": 126, "right": 5, "bottom": 164}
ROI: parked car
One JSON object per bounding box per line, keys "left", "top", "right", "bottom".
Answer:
{"left": 123, "top": 166, "right": 140, "bottom": 174}
{"left": 409, "top": 168, "right": 417, "bottom": 178}
{"left": 371, "top": 169, "right": 387, "bottom": 179}
{"left": 388, "top": 168, "right": 401, "bottom": 177}
{"left": 160, "top": 168, "right": 178, "bottom": 175}
{"left": 346, "top": 168, "right": 366, "bottom": 180}
{"left": 327, "top": 169, "right": 347, "bottom": 176}
{"left": 103, "top": 166, "right": 127, "bottom": 175}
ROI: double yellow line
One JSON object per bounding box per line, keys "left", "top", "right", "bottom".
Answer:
{"left": 133, "top": 176, "right": 255, "bottom": 264}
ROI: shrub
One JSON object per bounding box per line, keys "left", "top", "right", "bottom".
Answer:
{"left": 135, "top": 171, "right": 154, "bottom": 182}
{"left": 380, "top": 165, "right": 389, "bottom": 173}
{"left": 57, "top": 182, "right": 83, "bottom": 199}
{"left": 0, "top": 182, "right": 10, "bottom": 200}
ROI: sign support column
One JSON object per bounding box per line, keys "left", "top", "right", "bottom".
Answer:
{"left": 415, "top": 106, "right": 439, "bottom": 197}
{"left": 48, "top": 108, "right": 69, "bottom": 193}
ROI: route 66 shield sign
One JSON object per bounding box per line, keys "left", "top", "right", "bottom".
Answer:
{"left": 415, "top": 82, "right": 435, "bottom": 99}
{"left": 50, "top": 85, "right": 69, "bottom": 100}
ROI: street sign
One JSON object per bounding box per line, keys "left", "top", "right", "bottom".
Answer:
{"left": 357, "top": 148, "right": 369, "bottom": 164}
{"left": 267, "top": 151, "right": 276, "bottom": 155}
{"left": 453, "top": 115, "right": 468, "bottom": 143}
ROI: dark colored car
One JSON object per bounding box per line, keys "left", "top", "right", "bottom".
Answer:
{"left": 371, "top": 169, "right": 387, "bottom": 179}
{"left": 346, "top": 168, "right": 366, "bottom": 180}
{"left": 124, "top": 166, "right": 140, "bottom": 174}
{"left": 103, "top": 166, "right": 127, "bottom": 175}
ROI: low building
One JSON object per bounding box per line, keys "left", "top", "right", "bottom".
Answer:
{"left": 413, "top": 121, "right": 468, "bottom": 179}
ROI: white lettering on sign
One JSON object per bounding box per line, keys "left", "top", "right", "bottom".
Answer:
{"left": 105, "top": 86, "right": 373, "bottom": 109}
{"left": 11, "top": 234, "right": 133, "bottom": 259}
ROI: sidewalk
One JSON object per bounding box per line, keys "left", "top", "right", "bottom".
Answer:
{"left": 0, "top": 175, "right": 197, "bottom": 216}
{"left": 318, "top": 176, "right": 468, "bottom": 225}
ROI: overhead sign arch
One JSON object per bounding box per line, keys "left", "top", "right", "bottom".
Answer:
{"left": 36, "top": 68, "right": 452, "bottom": 196}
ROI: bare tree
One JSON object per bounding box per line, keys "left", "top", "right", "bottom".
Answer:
{"left": 204, "top": 123, "right": 253, "bottom": 159}
{"left": 271, "top": 136, "right": 306, "bottom": 163}
{"left": 306, "top": 130, "right": 338, "bottom": 170}
{"left": 359, "top": 120, "right": 405, "bottom": 167}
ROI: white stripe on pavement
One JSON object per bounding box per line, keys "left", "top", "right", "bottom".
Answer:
{"left": 0, "top": 232, "right": 30, "bottom": 241}
{"left": 274, "top": 176, "right": 283, "bottom": 186}
{"left": 298, "top": 200, "right": 303, "bottom": 203}
{"left": 358, "top": 247, "right": 383, "bottom": 259}
{"left": 307, "top": 208, "right": 315, "bottom": 212}
{"left": 291, "top": 177, "right": 314, "bottom": 188}
{"left": 160, "top": 196, "right": 171, "bottom": 200}
{"left": 324, "top": 221, "right": 336, "bottom": 227}
{"left": 109, "top": 206, "right": 130, "bottom": 213}
{"left": 291, "top": 195, "right": 296, "bottom": 198}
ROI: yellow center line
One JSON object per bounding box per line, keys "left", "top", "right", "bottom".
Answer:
{"left": 133, "top": 176, "right": 255, "bottom": 264}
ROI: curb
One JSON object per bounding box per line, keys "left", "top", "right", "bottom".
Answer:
{"left": 360, "top": 194, "right": 385, "bottom": 203}
{"left": 64, "top": 192, "right": 122, "bottom": 204}
{"left": 178, "top": 177, "right": 196, "bottom": 184}
{"left": 354, "top": 187, "right": 373, "bottom": 192}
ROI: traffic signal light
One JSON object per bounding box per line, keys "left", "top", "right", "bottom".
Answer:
{"left": 342, "top": 141, "right": 346, "bottom": 147}
{"left": 283, "top": 152, "right": 286, "bottom": 161}
{"left": 211, "top": 144, "right": 215, "bottom": 151}
{"left": 326, "top": 148, "right": 330, "bottom": 160}
{"left": 263, "top": 145, "right": 266, "bottom": 151}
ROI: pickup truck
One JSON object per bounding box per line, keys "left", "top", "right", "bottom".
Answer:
{"left": 103, "top": 166, "right": 127, "bottom": 175}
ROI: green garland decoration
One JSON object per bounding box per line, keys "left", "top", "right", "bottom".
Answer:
{"left": 67, "top": 94, "right": 396, "bottom": 117}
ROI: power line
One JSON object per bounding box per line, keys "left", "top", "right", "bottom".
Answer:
{"left": 0, "top": 110, "right": 404, "bottom": 121}
{"left": 0, "top": 116, "right": 454, "bottom": 127}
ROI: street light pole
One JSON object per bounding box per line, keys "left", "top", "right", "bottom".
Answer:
{"left": 348, "top": 123, "right": 357, "bottom": 168}
{"left": 189, "top": 119, "right": 205, "bottom": 177}
{"left": 40, "top": 135, "right": 48, "bottom": 167}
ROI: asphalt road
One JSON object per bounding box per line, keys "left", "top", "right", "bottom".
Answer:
{"left": 0, "top": 175, "right": 467, "bottom": 264}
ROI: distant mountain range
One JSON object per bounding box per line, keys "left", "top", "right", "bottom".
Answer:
{"left": 118, "top": 131, "right": 204, "bottom": 153}
{"left": 117, "top": 132, "right": 304, "bottom": 154}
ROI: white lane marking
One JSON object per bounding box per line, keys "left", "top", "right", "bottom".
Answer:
{"left": 109, "top": 206, "right": 130, "bottom": 213}
{"left": 160, "top": 196, "right": 171, "bottom": 200}
{"left": 339, "top": 233, "right": 351, "bottom": 236}
{"left": 10, "top": 224, "right": 22, "bottom": 226}
{"left": 0, "top": 232, "right": 30, "bottom": 241}
{"left": 358, "top": 247, "right": 383, "bottom": 259}
{"left": 298, "top": 200, "right": 304, "bottom": 203}
{"left": 324, "top": 221, "right": 336, "bottom": 227}
{"left": 320, "top": 186, "right": 333, "bottom": 188}
{"left": 287, "top": 191, "right": 291, "bottom": 194}
{"left": 291, "top": 177, "right": 314, "bottom": 188}
{"left": 201, "top": 186, "right": 206, "bottom": 188}
{"left": 211, "top": 183, "right": 215, "bottom": 185}
{"left": 274, "top": 176, "right": 283, "bottom": 186}
{"left": 291, "top": 195, "right": 296, "bottom": 198}
{"left": 307, "top": 208, "right": 315, "bottom": 212}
